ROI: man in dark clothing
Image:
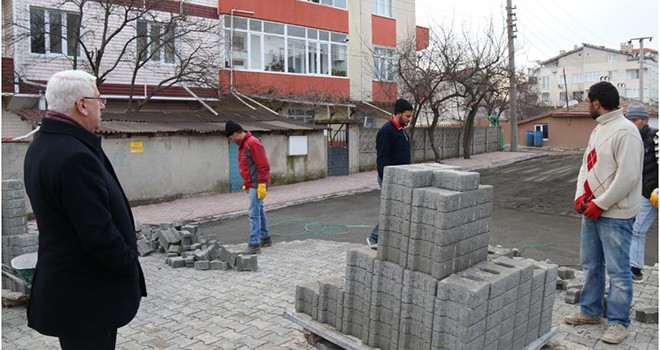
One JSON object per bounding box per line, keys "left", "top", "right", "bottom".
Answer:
{"left": 225, "top": 120, "right": 273, "bottom": 255}
{"left": 367, "top": 98, "right": 413, "bottom": 249}
{"left": 24, "top": 70, "right": 146, "bottom": 350}
{"left": 625, "top": 102, "right": 658, "bottom": 281}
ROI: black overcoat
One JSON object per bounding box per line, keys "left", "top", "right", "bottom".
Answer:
{"left": 24, "top": 117, "right": 147, "bottom": 337}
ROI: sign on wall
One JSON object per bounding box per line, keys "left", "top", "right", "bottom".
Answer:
{"left": 129, "top": 141, "right": 144, "bottom": 154}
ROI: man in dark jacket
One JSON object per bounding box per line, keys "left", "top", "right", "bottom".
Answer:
{"left": 23, "top": 70, "right": 146, "bottom": 349}
{"left": 625, "top": 102, "right": 658, "bottom": 281}
{"left": 225, "top": 120, "right": 273, "bottom": 255}
{"left": 366, "top": 98, "right": 413, "bottom": 249}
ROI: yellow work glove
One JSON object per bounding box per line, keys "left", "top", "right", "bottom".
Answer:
{"left": 242, "top": 185, "right": 248, "bottom": 193}
{"left": 651, "top": 188, "right": 658, "bottom": 208}
{"left": 257, "top": 183, "right": 267, "bottom": 199}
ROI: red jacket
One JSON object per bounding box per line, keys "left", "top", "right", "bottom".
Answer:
{"left": 238, "top": 131, "right": 271, "bottom": 188}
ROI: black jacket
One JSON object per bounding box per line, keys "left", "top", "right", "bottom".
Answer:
{"left": 639, "top": 124, "right": 658, "bottom": 198}
{"left": 376, "top": 119, "right": 411, "bottom": 180}
{"left": 24, "top": 117, "right": 147, "bottom": 337}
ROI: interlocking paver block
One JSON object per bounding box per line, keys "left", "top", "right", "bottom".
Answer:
{"left": 236, "top": 254, "right": 258, "bottom": 272}
{"left": 432, "top": 169, "right": 480, "bottom": 192}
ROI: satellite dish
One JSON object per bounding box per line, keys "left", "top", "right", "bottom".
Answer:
{"left": 567, "top": 99, "right": 579, "bottom": 107}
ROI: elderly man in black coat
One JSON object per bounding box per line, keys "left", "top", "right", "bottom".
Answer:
{"left": 23, "top": 70, "right": 147, "bottom": 349}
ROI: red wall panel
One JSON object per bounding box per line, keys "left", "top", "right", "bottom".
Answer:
{"left": 218, "top": 0, "right": 348, "bottom": 33}
{"left": 221, "top": 70, "right": 349, "bottom": 100}
{"left": 372, "top": 15, "right": 396, "bottom": 47}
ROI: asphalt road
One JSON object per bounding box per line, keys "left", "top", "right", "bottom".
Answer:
{"left": 199, "top": 153, "right": 658, "bottom": 268}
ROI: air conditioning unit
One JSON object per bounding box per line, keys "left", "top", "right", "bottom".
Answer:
{"left": 363, "top": 117, "right": 374, "bottom": 128}
{"left": 558, "top": 84, "right": 564, "bottom": 89}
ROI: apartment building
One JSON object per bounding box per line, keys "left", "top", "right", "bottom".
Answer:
{"left": 529, "top": 43, "right": 659, "bottom": 108}
{"left": 2, "top": 0, "right": 427, "bottom": 120}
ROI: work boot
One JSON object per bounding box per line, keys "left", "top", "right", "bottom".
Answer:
{"left": 601, "top": 324, "right": 628, "bottom": 344}
{"left": 366, "top": 236, "right": 378, "bottom": 250}
{"left": 238, "top": 244, "right": 261, "bottom": 255}
{"left": 564, "top": 312, "right": 602, "bottom": 325}
{"left": 260, "top": 237, "right": 273, "bottom": 247}
{"left": 631, "top": 267, "right": 643, "bottom": 282}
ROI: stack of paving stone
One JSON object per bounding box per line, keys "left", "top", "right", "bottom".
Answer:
{"left": 138, "top": 222, "right": 257, "bottom": 272}
{"left": 295, "top": 164, "right": 558, "bottom": 349}
{"left": 2, "top": 180, "right": 36, "bottom": 293}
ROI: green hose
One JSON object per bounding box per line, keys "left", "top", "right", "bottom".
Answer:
{"left": 269, "top": 218, "right": 372, "bottom": 237}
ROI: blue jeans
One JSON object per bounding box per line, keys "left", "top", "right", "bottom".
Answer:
{"left": 579, "top": 216, "right": 634, "bottom": 327}
{"left": 248, "top": 188, "right": 270, "bottom": 246}
{"left": 368, "top": 176, "right": 383, "bottom": 242}
{"left": 629, "top": 196, "right": 658, "bottom": 269}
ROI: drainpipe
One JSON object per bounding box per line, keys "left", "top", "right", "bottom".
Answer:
{"left": 361, "top": 100, "right": 391, "bottom": 117}
{"left": 180, "top": 83, "right": 218, "bottom": 116}
{"left": 233, "top": 90, "right": 279, "bottom": 115}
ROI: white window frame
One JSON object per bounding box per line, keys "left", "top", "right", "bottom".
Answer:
{"left": 372, "top": 0, "right": 395, "bottom": 18}
{"left": 373, "top": 47, "right": 395, "bottom": 81}
{"left": 137, "top": 20, "right": 177, "bottom": 64}
{"left": 534, "top": 124, "right": 548, "bottom": 141}
{"left": 541, "top": 76, "right": 550, "bottom": 90}
{"left": 29, "top": 7, "right": 81, "bottom": 57}
{"left": 223, "top": 16, "right": 348, "bottom": 77}
{"left": 607, "top": 53, "right": 617, "bottom": 62}
{"left": 303, "top": 0, "right": 347, "bottom": 9}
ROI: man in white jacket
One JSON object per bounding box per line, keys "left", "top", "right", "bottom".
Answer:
{"left": 563, "top": 81, "right": 644, "bottom": 344}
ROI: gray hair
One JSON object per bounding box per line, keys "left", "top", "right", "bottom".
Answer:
{"left": 45, "top": 70, "right": 97, "bottom": 115}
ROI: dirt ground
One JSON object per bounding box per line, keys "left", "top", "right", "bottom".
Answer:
{"left": 200, "top": 152, "right": 658, "bottom": 268}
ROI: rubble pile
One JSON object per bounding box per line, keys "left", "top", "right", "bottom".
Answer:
{"left": 136, "top": 222, "right": 257, "bottom": 272}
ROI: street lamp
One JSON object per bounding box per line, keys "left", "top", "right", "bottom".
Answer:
{"left": 230, "top": 9, "right": 255, "bottom": 91}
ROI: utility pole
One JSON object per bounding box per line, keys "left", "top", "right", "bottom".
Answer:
{"left": 507, "top": 0, "right": 518, "bottom": 151}
{"left": 630, "top": 36, "right": 652, "bottom": 102}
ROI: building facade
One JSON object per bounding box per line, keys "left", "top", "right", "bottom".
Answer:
{"left": 529, "top": 43, "right": 659, "bottom": 108}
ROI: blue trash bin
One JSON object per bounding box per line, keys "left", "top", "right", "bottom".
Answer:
{"left": 534, "top": 130, "right": 543, "bottom": 147}
{"left": 526, "top": 130, "right": 535, "bottom": 146}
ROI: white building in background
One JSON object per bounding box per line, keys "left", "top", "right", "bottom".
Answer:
{"left": 529, "top": 43, "right": 659, "bottom": 108}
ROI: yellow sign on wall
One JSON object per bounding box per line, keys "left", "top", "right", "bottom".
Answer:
{"left": 129, "top": 141, "right": 144, "bottom": 154}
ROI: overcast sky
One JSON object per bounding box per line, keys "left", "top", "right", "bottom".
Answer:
{"left": 415, "top": 0, "right": 659, "bottom": 67}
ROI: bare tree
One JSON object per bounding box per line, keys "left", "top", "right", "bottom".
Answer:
{"left": 450, "top": 24, "right": 508, "bottom": 159}
{"left": 9, "top": 0, "right": 221, "bottom": 111}
{"left": 394, "top": 27, "right": 463, "bottom": 162}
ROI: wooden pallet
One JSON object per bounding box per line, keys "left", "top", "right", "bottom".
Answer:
{"left": 284, "top": 310, "right": 558, "bottom": 350}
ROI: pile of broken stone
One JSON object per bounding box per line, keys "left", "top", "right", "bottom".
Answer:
{"left": 134, "top": 221, "right": 257, "bottom": 272}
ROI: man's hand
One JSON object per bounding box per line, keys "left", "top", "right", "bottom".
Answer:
{"left": 574, "top": 194, "right": 589, "bottom": 214}
{"left": 242, "top": 185, "right": 248, "bottom": 193}
{"left": 651, "top": 188, "right": 658, "bottom": 208}
{"left": 583, "top": 201, "right": 603, "bottom": 220}
{"left": 257, "top": 183, "right": 267, "bottom": 199}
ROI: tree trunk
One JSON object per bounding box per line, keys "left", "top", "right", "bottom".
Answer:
{"left": 462, "top": 107, "right": 477, "bottom": 159}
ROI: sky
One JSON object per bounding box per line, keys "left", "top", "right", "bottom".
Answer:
{"left": 415, "top": 0, "right": 659, "bottom": 68}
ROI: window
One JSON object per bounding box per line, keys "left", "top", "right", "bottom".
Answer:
{"left": 541, "top": 76, "right": 550, "bottom": 90}
{"left": 572, "top": 74, "right": 582, "bottom": 83}
{"left": 287, "top": 108, "right": 316, "bottom": 122}
{"left": 583, "top": 71, "right": 599, "bottom": 82}
{"left": 137, "top": 20, "right": 176, "bottom": 63}
{"left": 373, "top": 0, "right": 394, "bottom": 17}
{"left": 607, "top": 53, "right": 617, "bottom": 62}
{"left": 373, "top": 47, "right": 395, "bottom": 81}
{"left": 572, "top": 91, "right": 583, "bottom": 101}
{"left": 559, "top": 92, "right": 566, "bottom": 102}
{"left": 541, "top": 93, "right": 550, "bottom": 102}
{"left": 626, "top": 69, "right": 640, "bottom": 80}
{"left": 304, "top": 0, "right": 346, "bottom": 9}
{"left": 534, "top": 124, "right": 548, "bottom": 140}
{"left": 223, "top": 17, "right": 348, "bottom": 77}
{"left": 30, "top": 7, "right": 80, "bottom": 56}
{"left": 608, "top": 70, "right": 618, "bottom": 81}
{"left": 558, "top": 75, "right": 565, "bottom": 85}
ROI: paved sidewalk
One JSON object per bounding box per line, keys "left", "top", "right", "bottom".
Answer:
{"left": 6, "top": 149, "right": 657, "bottom": 349}
{"left": 3, "top": 240, "right": 658, "bottom": 349}
{"left": 131, "top": 151, "right": 543, "bottom": 226}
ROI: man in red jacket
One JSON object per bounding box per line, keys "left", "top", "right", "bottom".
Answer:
{"left": 225, "top": 120, "right": 272, "bottom": 254}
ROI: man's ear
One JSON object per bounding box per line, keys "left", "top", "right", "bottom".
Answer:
{"left": 76, "top": 98, "right": 89, "bottom": 116}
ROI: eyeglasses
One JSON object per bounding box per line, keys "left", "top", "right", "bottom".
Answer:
{"left": 83, "top": 97, "right": 107, "bottom": 105}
